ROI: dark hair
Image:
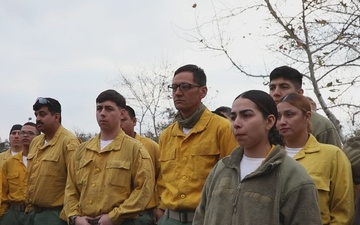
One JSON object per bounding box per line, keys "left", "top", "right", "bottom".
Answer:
{"left": 235, "top": 90, "right": 284, "bottom": 146}
{"left": 96, "top": 89, "right": 126, "bottom": 108}
{"left": 269, "top": 66, "right": 303, "bottom": 90}
{"left": 279, "top": 93, "right": 312, "bottom": 133}
{"left": 174, "top": 64, "right": 207, "bottom": 86}
{"left": 22, "top": 122, "right": 40, "bottom": 135}
{"left": 214, "top": 106, "right": 231, "bottom": 118}
{"left": 212, "top": 110, "right": 227, "bottom": 118}
{"left": 125, "top": 105, "right": 136, "bottom": 119}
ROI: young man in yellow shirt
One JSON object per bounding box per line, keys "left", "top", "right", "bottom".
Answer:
{"left": 0, "top": 122, "right": 39, "bottom": 224}
{"left": 121, "top": 105, "right": 160, "bottom": 225}
{"left": 63, "top": 90, "right": 155, "bottom": 225}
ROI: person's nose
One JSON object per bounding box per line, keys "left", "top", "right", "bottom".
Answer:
{"left": 277, "top": 115, "right": 286, "bottom": 126}
{"left": 272, "top": 87, "right": 282, "bottom": 98}
{"left": 173, "top": 87, "right": 183, "bottom": 96}
{"left": 99, "top": 108, "right": 107, "bottom": 117}
{"left": 232, "top": 117, "right": 242, "bottom": 129}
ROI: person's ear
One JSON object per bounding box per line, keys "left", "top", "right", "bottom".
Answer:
{"left": 119, "top": 108, "right": 126, "bottom": 120}
{"left": 54, "top": 113, "right": 61, "bottom": 122}
{"left": 266, "top": 114, "right": 276, "bottom": 131}
{"left": 297, "top": 88, "right": 304, "bottom": 95}
{"left": 200, "top": 86, "right": 208, "bottom": 99}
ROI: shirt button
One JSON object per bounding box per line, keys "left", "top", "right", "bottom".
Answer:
{"left": 92, "top": 183, "right": 96, "bottom": 187}
{"left": 182, "top": 176, "right": 187, "bottom": 180}
{"left": 183, "top": 156, "right": 188, "bottom": 160}
{"left": 180, "top": 194, "right": 186, "bottom": 199}
{"left": 96, "top": 167, "right": 100, "bottom": 172}
{"left": 89, "top": 200, "right": 93, "bottom": 204}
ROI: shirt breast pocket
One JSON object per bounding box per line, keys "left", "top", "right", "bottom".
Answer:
{"left": 7, "top": 172, "right": 20, "bottom": 186}
{"left": 191, "top": 143, "right": 220, "bottom": 179}
{"left": 309, "top": 173, "right": 330, "bottom": 215}
{"left": 40, "top": 154, "right": 61, "bottom": 177}
{"left": 158, "top": 148, "right": 176, "bottom": 181}
{"left": 106, "top": 160, "right": 131, "bottom": 187}
{"left": 310, "top": 174, "right": 330, "bottom": 192}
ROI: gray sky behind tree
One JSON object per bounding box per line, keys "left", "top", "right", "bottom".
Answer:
{"left": 0, "top": 0, "right": 326, "bottom": 140}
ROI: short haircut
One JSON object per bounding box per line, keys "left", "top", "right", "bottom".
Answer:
{"left": 214, "top": 106, "right": 231, "bottom": 117}
{"left": 96, "top": 89, "right": 126, "bottom": 108}
{"left": 174, "top": 64, "right": 207, "bottom": 86}
{"left": 33, "top": 97, "right": 62, "bottom": 114}
{"left": 22, "top": 122, "right": 40, "bottom": 135}
{"left": 125, "top": 105, "right": 136, "bottom": 119}
{"left": 269, "top": 66, "right": 303, "bottom": 90}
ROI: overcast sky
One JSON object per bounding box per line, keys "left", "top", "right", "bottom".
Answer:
{"left": 0, "top": 0, "right": 275, "bottom": 140}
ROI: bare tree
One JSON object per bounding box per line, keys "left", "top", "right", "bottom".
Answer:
{"left": 113, "top": 60, "right": 174, "bottom": 140}
{"left": 73, "top": 128, "right": 97, "bottom": 142}
{"left": 186, "top": 0, "right": 360, "bottom": 141}
{"left": 0, "top": 138, "right": 10, "bottom": 153}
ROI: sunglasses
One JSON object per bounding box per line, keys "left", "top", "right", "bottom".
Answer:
{"left": 36, "top": 97, "right": 53, "bottom": 107}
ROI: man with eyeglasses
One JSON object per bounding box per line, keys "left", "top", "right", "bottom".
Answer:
{"left": 0, "top": 122, "right": 39, "bottom": 224}
{"left": 154, "top": 64, "right": 238, "bottom": 225}
{"left": 24, "top": 97, "right": 80, "bottom": 225}
{"left": 0, "top": 124, "right": 23, "bottom": 167}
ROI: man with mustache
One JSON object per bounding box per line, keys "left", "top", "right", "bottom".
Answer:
{"left": 24, "top": 97, "right": 80, "bottom": 225}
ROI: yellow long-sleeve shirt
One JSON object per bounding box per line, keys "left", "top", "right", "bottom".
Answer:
{"left": 157, "top": 109, "right": 238, "bottom": 210}
{"left": 135, "top": 134, "right": 160, "bottom": 209}
{"left": 26, "top": 125, "right": 80, "bottom": 208}
{"left": 0, "top": 152, "right": 27, "bottom": 215}
{"left": 293, "top": 134, "right": 354, "bottom": 225}
{"left": 0, "top": 150, "right": 12, "bottom": 167}
{"left": 63, "top": 130, "right": 155, "bottom": 224}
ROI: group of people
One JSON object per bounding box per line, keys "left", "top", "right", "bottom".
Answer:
{"left": 0, "top": 64, "right": 358, "bottom": 225}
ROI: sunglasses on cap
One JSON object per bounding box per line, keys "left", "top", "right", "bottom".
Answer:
{"left": 36, "top": 97, "right": 53, "bottom": 107}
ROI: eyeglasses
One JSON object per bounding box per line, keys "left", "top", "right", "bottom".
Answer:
{"left": 36, "top": 97, "right": 53, "bottom": 107}
{"left": 20, "top": 131, "right": 36, "bottom": 136}
{"left": 167, "top": 83, "right": 201, "bottom": 91}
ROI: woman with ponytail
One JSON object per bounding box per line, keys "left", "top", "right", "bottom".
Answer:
{"left": 277, "top": 93, "right": 354, "bottom": 224}
{"left": 193, "top": 90, "right": 322, "bottom": 225}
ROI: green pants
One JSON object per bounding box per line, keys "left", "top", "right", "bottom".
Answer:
{"left": 0, "top": 208, "right": 27, "bottom": 225}
{"left": 134, "top": 210, "right": 155, "bottom": 225}
{"left": 157, "top": 215, "right": 192, "bottom": 225}
{"left": 121, "top": 219, "right": 136, "bottom": 225}
{"left": 24, "top": 209, "right": 67, "bottom": 225}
